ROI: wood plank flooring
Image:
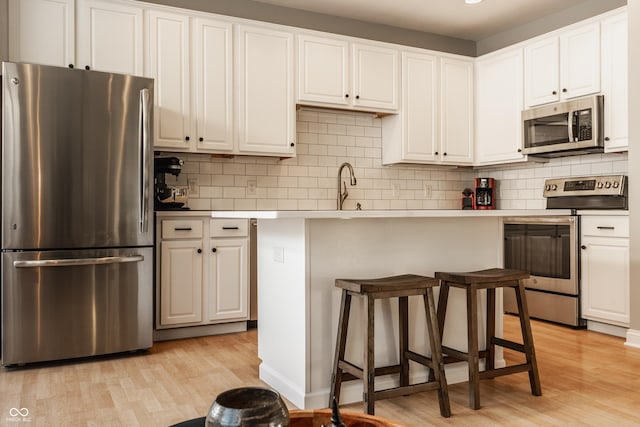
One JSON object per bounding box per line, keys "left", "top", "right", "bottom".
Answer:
{"left": 2, "top": 316, "right": 640, "bottom": 426}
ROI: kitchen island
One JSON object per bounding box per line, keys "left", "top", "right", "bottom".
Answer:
{"left": 210, "top": 210, "right": 569, "bottom": 409}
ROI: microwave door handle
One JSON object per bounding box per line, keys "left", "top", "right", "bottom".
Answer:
{"left": 568, "top": 110, "right": 576, "bottom": 142}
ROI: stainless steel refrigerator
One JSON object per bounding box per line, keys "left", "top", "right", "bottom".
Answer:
{"left": 1, "top": 62, "right": 154, "bottom": 366}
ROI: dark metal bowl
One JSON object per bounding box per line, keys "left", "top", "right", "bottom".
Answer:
{"left": 205, "top": 387, "right": 289, "bottom": 427}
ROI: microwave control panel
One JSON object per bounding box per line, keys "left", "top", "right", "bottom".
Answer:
{"left": 572, "top": 109, "right": 592, "bottom": 141}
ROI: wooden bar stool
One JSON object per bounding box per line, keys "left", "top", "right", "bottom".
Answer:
{"left": 432, "top": 268, "right": 542, "bottom": 410}
{"left": 329, "top": 274, "right": 451, "bottom": 417}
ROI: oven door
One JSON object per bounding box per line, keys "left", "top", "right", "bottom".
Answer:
{"left": 502, "top": 216, "right": 582, "bottom": 327}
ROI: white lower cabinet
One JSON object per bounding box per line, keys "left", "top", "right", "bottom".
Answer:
{"left": 157, "top": 217, "right": 249, "bottom": 329}
{"left": 580, "top": 215, "right": 629, "bottom": 327}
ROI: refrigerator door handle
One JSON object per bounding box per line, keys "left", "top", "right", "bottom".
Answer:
{"left": 139, "top": 88, "right": 151, "bottom": 234}
{"left": 14, "top": 255, "right": 145, "bottom": 268}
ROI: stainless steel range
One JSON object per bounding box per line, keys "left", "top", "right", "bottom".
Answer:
{"left": 503, "top": 175, "right": 628, "bottom": 327}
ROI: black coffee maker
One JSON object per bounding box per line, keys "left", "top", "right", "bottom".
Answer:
{"left": 154, "top": 157, "right": 187, "bottom": 210}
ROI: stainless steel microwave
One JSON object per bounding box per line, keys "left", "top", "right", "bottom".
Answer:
{"left": 522, "top": 95, "right": 604, "bottom": 157}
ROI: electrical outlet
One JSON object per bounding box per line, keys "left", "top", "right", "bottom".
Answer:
{"left": 247, "top": 179, "right": 257, "bottom": 196}
{"left": 423, "top": 184, "right": 432, "bottom": 199}
{"left": 188, "top": 179, "right": 199, "bottom": 197}
{"left": 392, "top": 183, "right": 400, "bottom": 198}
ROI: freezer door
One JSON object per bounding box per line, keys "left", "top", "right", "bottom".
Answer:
{"left": 1, "top": 62, "right": 154, "bottom": 249}
{"left": 1, "top": 248, "right": 153, "bottom": 366}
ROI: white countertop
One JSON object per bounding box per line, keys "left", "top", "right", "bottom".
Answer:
{"left": 156, "top": 209, "right": 573, "bottom": 219}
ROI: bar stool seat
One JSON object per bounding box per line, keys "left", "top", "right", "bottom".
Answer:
{"left": 433, "top": 268, "right": 542, "bottom": 410}
{"left": 329, "top": 274, "right": 451, "bottom": 417}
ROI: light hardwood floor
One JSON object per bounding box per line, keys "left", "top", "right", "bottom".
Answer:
{"left": 2, "top": 316, "right": 640, "bottom": 426}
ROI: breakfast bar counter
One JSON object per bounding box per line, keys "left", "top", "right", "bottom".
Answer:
{"left": 202, "top": 210, "right": 569, "bottom": 409}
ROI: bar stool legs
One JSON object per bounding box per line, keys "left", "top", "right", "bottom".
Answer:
{"left": 329, "top": 275, "right": 451, "bottom": 417}
{"left": 434, "top": 269, "right": 542, "bottom": 410}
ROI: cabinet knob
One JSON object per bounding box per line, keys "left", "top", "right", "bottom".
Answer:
{"left": 68, "top": 64, "right": 74, "bottom": 69}
{"left": 212, "top": 247, "right": 217, "bottom": 253}
{"left": 517, "top": 148, "right": 522, "bottom": 152}
{"left": 604, "top": 137, "right": 610, "bottom": 141}
{"left": 552, "top": 90, "right": 557, "bottom": 95}
{"left": 581, "top": 245, "right": 587, "bottom": 250}
{"left": 290, "top": 142, "right": 295, "bottom": 147}
{"left": 345, "top": 94, "right": 349, "bottom": 98}
{"left": 197, "top": 248, "right": 202, "bottom": 254}
{"left": 443, "top": 152, "right": 447, "bottom": 156}
{"left": 84, "top": 65, "right": 90, "bottom": 70}
{"left": 199, "top": 137, "right": 204, "bottom": 142}
{"left": 185, "top": 136, "right": 190, "bottom": 141}
{"left": 562, "top": 88, "right": 567, "bottom": 93}
{"left": 356, "top": 95, "right": 360, "bottom": 99}
{"left": 435, "top": 151, "right": 439, "bottom": 155}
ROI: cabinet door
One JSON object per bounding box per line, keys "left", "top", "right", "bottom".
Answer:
{"left": 352, "top": 43, "right": 399, "bottom": 111}
{"left": 76, "top": 0, "right": 143, "bottom": 76}
{"left": 147, "top": 10, "right": 192, "bottom": 150}
{"left": 192, "top": 18, "right": 234, "bottom": 152}
{"left": 475, "top": 48, "right": 525, "bottom": 165}
{"left": 581, "top": 237, "right": 629, "bottom": 326}
{"left": 8, "top": 0, "right": 75, "bottom": 67}
{"left": 440, "top": 57, "right": 473, "bottom": 164}
{"left": 236, "top": 25, "right": 295, "bottom": 156}
{"left": 560, "top": 22, "right": 600, "bottom": 100}
{"left": 297, "top": 34, "right": 349, "bottom": 106}
{"left": 601, "top": 12, "right": 628, "bottom": 153}
{"left": 524, "top": 36, "right": 559, "bottom": 107}
{"left": 208, "top": 238, "right": 248, "bottom": 321}
{"left": 402, "top": 51, "right": 438, "bottom": 161}
{"left": 160, "top": 239, "right": 204, "bottom": 326}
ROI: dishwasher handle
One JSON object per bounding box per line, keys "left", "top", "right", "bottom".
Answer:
{"left": 14, "top": 255, "right": 144, "bottom": 268}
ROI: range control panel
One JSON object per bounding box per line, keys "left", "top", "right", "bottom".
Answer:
{"left": 543, "top": 175, "right": 627, "bottom": 198}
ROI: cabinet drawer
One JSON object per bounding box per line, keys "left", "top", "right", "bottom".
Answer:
{"left": 162, "top": 220, "right": 204, "bottom": 239}
{"left": 211, "top": 219, "right": 249, "bottom": 237}
{"left": 581, "top": 216, "right": 628, "bottom": 238}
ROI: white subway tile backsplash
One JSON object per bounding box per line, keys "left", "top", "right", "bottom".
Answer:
{"left": 170, "top": 109, "right": 627, "bottom": 211}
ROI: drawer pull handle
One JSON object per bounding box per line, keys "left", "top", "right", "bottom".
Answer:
{"left": 222, "top": 226, "right": 239, "bottom": 230}
{"left": 174, "top": 227, "right": 193, "bottom": 231}
{"left": 596, "top": 226, "right": 615, "bottom": 230}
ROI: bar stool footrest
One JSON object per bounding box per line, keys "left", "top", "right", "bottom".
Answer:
{"left": 479, "top": 363, "right": 533, "bottom": 380}
{"left": 375, "top": 381, "right": 441, "bottom": 401}
{"left": 492, "top": 337, "right": 525, "bottom": 353}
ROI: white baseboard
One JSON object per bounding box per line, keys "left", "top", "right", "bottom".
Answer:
{"left": 586, "top": 320, "right": 628, "bottom": 338}
{"left": 625, "top": 329, "right": 640, "bottom": 349}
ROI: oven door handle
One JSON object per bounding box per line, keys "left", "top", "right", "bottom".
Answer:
{"left": 596, "top": 226, "right": 615, "bottom": 230}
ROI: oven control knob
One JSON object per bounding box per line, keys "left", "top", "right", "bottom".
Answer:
{"left": 550, "top": 184, "right": 557, "bottom": 191}
{"left": 612, "top": 181, "right": 620, "bottom": 188}
{"left": 597, "top": 182, "right": 604, "bottom": 189}
{"left": 605, "top": 181, "right": 612, "bottom": 188}
{"left": 545, "top": 184, "right": 551, "bottom": 191}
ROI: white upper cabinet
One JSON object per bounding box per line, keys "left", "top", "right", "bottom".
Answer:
{"left": 352, "top": 43, "right": 399, "bottom": 111}
{"left": 76, "top": 0, "right": 144, "bottom": 76}
{"left": 236, "top": 24, "right": 296, "bottom": 156}
{"left": 440, "top": 57, "right": 474, "bottom": 164}
{"left": 475, "top": 47, "right": 526, "bottom": 165}
{"left": 192, "top": 17, "right": 234, "bottom": 152}
{"left": 8, "top": 0, "right": 75, "bottom": 67}
{"left": 601, "top": 11, "right": 628, "bottom": 153}
{"left": 524, "top": 21, "right": 600, "bottom": 107}
{"left": 147, "top": 10, "right": 192, "bottom": 150}
{"left": 383, "top": 52, "right": 472, "bottom": 166}
{"left": 297, "top": 34, "right": 399, "bottom": 112}
{"left": 297, "top": 35, "right": 349, "bottom": 106}
{"left": 382, "top": 51, "right": 437, "bottom": 164}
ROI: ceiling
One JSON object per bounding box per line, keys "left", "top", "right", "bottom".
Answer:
{"left": 249, "top": 0, "right": 590, "bottom": 41}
